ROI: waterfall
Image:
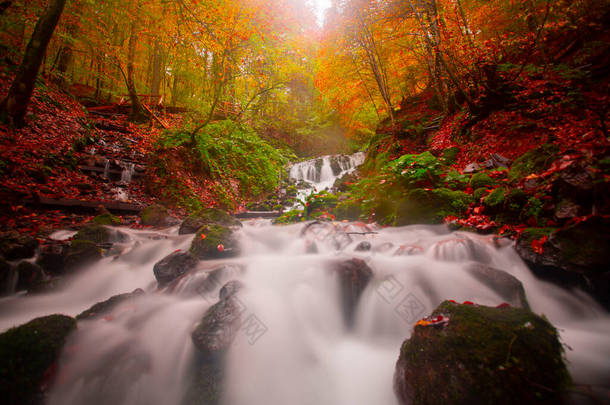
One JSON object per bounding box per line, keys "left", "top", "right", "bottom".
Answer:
{"left": 120, "top": 162, "right": 136, "bottom": 184}
{"left": 288, "top": 152, "right": 365, "bottom": 207}
{"left": 0, "top": 222, "right": 608, "bottom": 405}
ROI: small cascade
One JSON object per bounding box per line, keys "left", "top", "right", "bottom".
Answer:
{"left": 120, "top": 162, "right": 136, "bottom": 184}
{"left": 287, "top": 152, "right": 365, "bottom": 206}
{"left": 103, "top": 159, "right": 110, "bottom": 179}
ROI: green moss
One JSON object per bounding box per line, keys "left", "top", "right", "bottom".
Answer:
{"left": 473, "top": 187, "right": 489, "bottom": 201}
{"left": 65, "top": 240, "right": 102, "bottom": 270}
{"left": 190, "top": 224, "right": 237, "bottom": 259}
{"left": 507, "top": 189, "right": 527, "bottom": 212}
{"left": 273, "top": 209, "right": 306, "bottom": 224}
{"left": 73, "top": 224, "right": 112, "bottom": 244}
{"left": 483, "top": 187, "right": 506, "bottom": 209}
{"left": 0, "top": 315, "right": 77, "bottom": 405}
{"left": 469, "top": 172, "right": 496, "bottom": 189}
{"left": 396, "top": 188, "right": 472, "bottom": 225}
{"left": 92, "top": 213, "right": 120, "bottom": 226}
{"left": 141, "top": 204, "right": 170, "bottom": 226}
{"left": 509, "top": 144, "right": 559, "bottom": 182}
{"left": 305, "top": 191, "right": 338, "bottom": 217}
{"left": 397, "top": 301, "right": 570, "bottom": 405}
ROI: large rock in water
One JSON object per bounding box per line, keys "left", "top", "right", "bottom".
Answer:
{"left": 76, "top": 288, "right": 145, "bottom": 320}
{"left": 141, "top": 204, "right": 178, "bottom": 227}
{"left": 153, "top": 251, "right": 199, "bottom": 286}
{"left": 0, "top": 231, "right": 38, "bottom": 260}
{"left": 0, "top": 314, "right": 77, "bottom": 405}
{"left": 179, "top": 208, "right": 241, "bottom": 235}
{"left": 394, "top": 301, "right": 570, "bottom": 405}
{"left": 465, "top": 264, "right": 529, "bottom": 309}
{"left": 190, "top": 224, "right": 240, "bottom": 260}
{"left": 328, "top": 258, "right": 373, "bottom": 327}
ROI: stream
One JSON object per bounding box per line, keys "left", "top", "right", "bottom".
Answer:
{"left": 0, "top": 154, "right": 609, "bottom": 405}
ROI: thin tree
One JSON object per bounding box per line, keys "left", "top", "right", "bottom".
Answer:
{"left": 0, "top": 0, "right": 66, "bottom": 126}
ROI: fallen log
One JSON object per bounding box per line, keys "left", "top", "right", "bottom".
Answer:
{"left": 27, "top": 196, "right": 144, "bottom": 214}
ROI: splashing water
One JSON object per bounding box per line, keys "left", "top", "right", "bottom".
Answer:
{"left": 0, "top": 221, "right": 609, "bottom": 405}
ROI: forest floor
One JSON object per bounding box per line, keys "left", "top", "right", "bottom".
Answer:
{"left": 0, "top": 74, "right": 183, "bottom": 237}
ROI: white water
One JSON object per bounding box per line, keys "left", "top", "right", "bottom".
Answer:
{"left": 288, "top": 152, "right": 365, "bottom": 207}
{"left": 0, "top": 220, "right": 608, "bottom": 404}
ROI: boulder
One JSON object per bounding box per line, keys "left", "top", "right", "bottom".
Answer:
{"left": 141, "top": 204, "right": 177, "bottom": 227}
{"left": 153, "top": 251, "right": 199, "bottom": 286}
{"left": 191, "top": 286, "right": 245, "bottom": 358}
{"left": 394, "top": 301, "right": 570, "bottom": 405}
{"left": 76, "top": 288, "right": 145, "bottom": 320}
{"left": 0, "top": 314, "right": 77, "bottom": 405}
{"left": 328, "top": 258, "right": 373, "bottom": 327}
{"left": 64, "top": 240, "right": 102, "bottom": 270}
{"left": 35, "top": 240, "right": 67, "bottom": 274}
{"left": 355, "top": 241, "right": 372, "bottom": 252}
{"left": 179, "top": 208, "right": 241, "bottom": 235}
{"left": 218, "top": 280, "right": 244, "bottom": 300}
{"left": 15, "top": 261, "right": 45, "bottom": 292}
{"left": 190, "top": 224, "right": 239, "bottom": 260}
{"left": 465, "top": 264, "right": 529, "bottom": 309}
{"left": 332, "top": 170, "right": 359, "bottom": 192}
{"left": 0, "top": 231, "right": 38, "bottom": 260}
{"left": 73, "top": 224, "right": 126, "bottom": 245}
{"left": 395, "top": 188, "right": 472, "bottom": 225}
{"left": 92, "top": 213, "right": 121, "bottom": 226}
{"left": 469, "top": 172, "right": 496, "bottom": 190}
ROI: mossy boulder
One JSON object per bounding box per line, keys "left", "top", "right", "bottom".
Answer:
{"left": 179, "top": 208, "right": 241, "bottom": 235}
{"left": 483, "top": 187, "right": 506, "bottom": 212}
{"left": 73, "top": 224, "right": 125, "bottom": 245}
{"left": 92, "top": 213, "right": 120, "bottom": 226}
{"left": 153, "top": 251, "right": 199, "bottom": 286}
{"left": 190, "top": 224, "right": 239, "bottom": 260}
{"left": 141, "top": 204, "right": 176, "bottom": 227}
{"left": 0, "top": 314, "right": 77, "bottom": 405}
{"left": 394, "top": 301, "right": 570, "bottom": 405}
{"left": 509, "top": 144, "right": 559, "bottom": 182}
{"left": 64, "top": 240, "right": 102, "bottom": 270}
{"left": 15, "top": 261, "right": 44, "bottom": 292}
{"left": 469, "top": 172, "right": 496, "bottom": 190}
{"left": 76, "top": 288, "right": 145, "bottom": 320}
{"left": 396, "top": 188, "right": 472, "bottom": 225}
{"left": 473, "top": 187, "right": 489, "bottom": 201}
{"left": 0, "top": 231, "right": 38, "bottom": 260}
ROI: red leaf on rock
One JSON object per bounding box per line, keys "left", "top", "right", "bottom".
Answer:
{"left": 531, "top": 235, "right": 548, "bottom": 254}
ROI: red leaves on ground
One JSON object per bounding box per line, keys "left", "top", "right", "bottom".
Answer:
{"left": 531, "top": 235, "right": 548, "bottom": 254}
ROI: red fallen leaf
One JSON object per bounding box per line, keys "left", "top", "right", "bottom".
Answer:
{"left": 103, "top": 315, "right": 114, "bottom": 321}
{"left": 531, "top": 235, "right": 548, "bottom": 254}
{"left": 200, "top": 234, "right": 206, "bottom": 239}
{"left": 217, "top": 244, "right": 225, "bottom": 252}
{"left": 497, "top": 302, "right": 511, "bottom": 308}
{"left": 462, "top": 301, "right": 474, "bottom": 305}
{"left": 473, "top": 206, "right": 484, "bottom": 214}
{"left": 173, "top": 249, "right": 182, "bottom": 253}
{"left": 448, "top": 299, "right": 457, "bottom": 303}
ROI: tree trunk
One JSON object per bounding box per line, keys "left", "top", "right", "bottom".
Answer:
{"left": 0, "top": 0, "right": 66, "bottom": 126}
{"left": 53, "top": 2, "right": 80, "bottom": 88}
{"left": 150, "top": 39, "right": 163, "bottom": 96}
{"left": 125, "top": 3, "right": 148, "bottom": 123}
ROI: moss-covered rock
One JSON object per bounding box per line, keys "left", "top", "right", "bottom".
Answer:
{"left": 73, "top": 224, "right": 125, "bottom": 245}
{"left": 64, "top": 239, "right": 103, "bottom": 270}
{"left": 190, "top": 224, "right": 239, "bottom": 259}
{"left": 153, "top": 251, "right": 199, "bottom": 286}
{"left": 509, "top": 144, "right": 559, "bottom": 182}
{"left": 141, "top": 204, "right": 176, "bottom": 227}
{"left": 394, "top": 301, "right": 570, "bottom": 405}
{"left": 92, "top": 213, "right": 120, "bottom": 226}
{"left": 15, "top": 261, "right": 44, "bottom": 292}
{"left": 76, "top": 288, "right": 145, "bottom": 320}
{"left": 469, "top": 172, "right": 496, "bottom": 190}
{"left": 473, "top": 187, "right": 489, "bottom": 201}
{"left": 179, "top": 208, "right": 241, "bottom": 235}
{"left": 0, "top": 314, "right": 77, "bottom": 405}
{"left": 483, "top": 187, "right": 506, "bottom": 211}
{"left": 396, "top": 188, "right": 472, "bottom": 225}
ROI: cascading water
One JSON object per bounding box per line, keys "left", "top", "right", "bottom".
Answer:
{"left": 288, "top": 152, "right": 365, "bottom": 207}
{"left": 1, "top": 221, "right": 609, "bottom": 405}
